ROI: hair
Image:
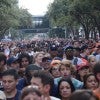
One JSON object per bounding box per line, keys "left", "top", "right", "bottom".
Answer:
{"left": 32, "top": 70, "right": 54, "bottom": 87}
{"left": 83, "top": 73, "right": 98, "bottom": 89}
{"left": 93, "top": 62, "right": 100, "bottom": 77}
{"left": 59, "top": 60, "right": 72, "bottom": 69}
{"left": 18, "top": 53, "right": 32, "bottom": 65}
{"left": 2, "top": 69, "right": 19, "bottom": 80}
{"left": 59, "top": 60, "right": 75, "bottom": 74}
{"left": 58, "top": 77, "right": 75, "bottom": 98}
{"left": 20, "top": 85, "right": 41, "bottom": 100}
{"left": 0, "top": 53, "right": 7, "bottom": 65}
{"left": 34, "top": 52, "right": 44, "bottom": 59}
{"left": 88, "top": 55, "right": 96, "bottom": 62}
{"left": 69, "top": 90, "right": 99, "bottom": 100}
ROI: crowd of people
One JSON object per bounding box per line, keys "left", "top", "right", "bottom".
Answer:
{"left": 0, "top": 38, "right": 100, "bottom": 100}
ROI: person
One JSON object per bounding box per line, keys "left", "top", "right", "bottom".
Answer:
{"left": 0, "top": 53, "right": 7, "bottom": 90}
{"left": 50, "top": 60, "right": 61, "bottom": 78}
{"left": 20, "top": 85, "right": 42, "bottom": 100}
{"left": 7, "top": 57, "right": 19, "bottom": 71}
{"left": 76, "top": 61, "right": 90, "bottom": 82}
{"left": 18, "top": 53, "right": 32, "bottom": 77}
{"left": 80, "top": 45, "right": 90, "bottom": 60}
{"left": 41, "top": 56, "right": 52, "bottom": 71}
{"left": 88, "top": 55, "right": 97, "bottom": 72}
{"left": 31, "top": 70, "right": 60, "bottom": 100}
{"left": 83, "top": 73, "right": 98, "bottom": 90}
{"left": 93, "top": 63, "right": 100, "bottom": 99}
{"left": 0, "top": 90, "right": 6, "bottom": 100}
{"left": 17, "top": 64, "right": 42, "bottom": 91}
{"left": 69, "top": 90, "right": 99, "bottom": 100}
{"left": 58, "top": 77, "right": 75, "bottom": 100}
{"left": 64, "top": 46, "right": 82, "bottom": 66}
{"left": 34, "top": 52, "right": 44, "bottom": 69}
{"left": 59, "top": 60, "right": 75, "bottom": 78}
{"left": 2, "top": 69, "right": 21, "bottom": 100}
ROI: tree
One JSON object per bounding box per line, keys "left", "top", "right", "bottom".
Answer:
{"left": 47, "top": 0, "right": 100, "bottom": 39}
{"left": 0, "top": 0, "right": 33, "bottom": 37}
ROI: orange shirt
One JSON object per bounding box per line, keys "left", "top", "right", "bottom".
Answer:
{"left": 93, "top": 89, "right": 100, "bottom": 99}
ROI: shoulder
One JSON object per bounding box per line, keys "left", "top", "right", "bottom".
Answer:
{"left": 50, "top": 96, "right": 61, "bottom": 100}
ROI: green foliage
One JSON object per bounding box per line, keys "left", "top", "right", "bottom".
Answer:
{"left": 47, "top": 0, "right": 100, "bottom": 39}
{"left": 0, "top": 0, "right": 32, "bottom": 37}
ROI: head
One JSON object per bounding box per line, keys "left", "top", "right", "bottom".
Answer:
{"left": 50, "top": 60, "right": 61, "bottom": 78}
{"left": 69, "top": 90, "right": 99, "bottom": 100}
{"left": 88, "top": 55, "right": 97, "bottom": 72}
{"left": 18, "top": 53, "right": 31, "bottom": 75}
{"left": 20, "top": 85, "right": 42, "bottom": 100}
{"left": 93, "top": 63, "right": 100, "bottom": 83}
{"left": 73, "top": 41, "right": 80, "bottom": 48}
{"left": 34, "top": 52, "right": 44, "bottom": 64}
{"left": 65, "top": 46, "right": 74, "bottom": 60}
{"left": 2, "top": 69, "right": 19, "bottom": 93}
{"left": 83, "top": 73, "right": 98, "bottom": 90}
{"left": 59, "top": 60, "right": 72, "bottom": 78}
{"left": 58, "top": 77, "right": 75, "bottom": 99}
{"left": 18, "top": 53, "right": 31, "bottom": 68}
{"left": 7, "top": 57, "right": 19, "bottom": 71}
{"left": 31, "top": 70, "right": 54, "bottom": 95}
{"left": 73, "top": 47, "right": 81, "bottom": 57}
{"left": 77, "top": 62, "right": 90, "bottom": 81}
{"left": 41, "top": 57, "right": 51, "bottom": 71}
{"left": 25, "top": 64, "right": 42, "bottom": 84}
{"left": 0, "top": 53, "right": 6, "bottom": 67}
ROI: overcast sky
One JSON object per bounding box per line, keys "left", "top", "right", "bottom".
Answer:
{"left": 18, "top": 0, "right": 54, "bottom": 16}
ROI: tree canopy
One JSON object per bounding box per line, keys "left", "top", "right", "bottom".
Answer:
{"left": 0, "top": 0, "right": 32, "bottom": 37}
{"left": 47, "top": 0, "right": 100, "bottom": 39}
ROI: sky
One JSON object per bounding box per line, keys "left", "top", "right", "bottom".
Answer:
{"left": 18, "top": 0, "right": 54, "bottom": 16}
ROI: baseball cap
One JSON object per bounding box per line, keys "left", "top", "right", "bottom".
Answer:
{"left": 7, "top": 57, "right": 18, "bottom": 65}
{"left": 77, "top": 60, "right": 89, "bottom": 71}
{"left": 50, "top": 60, "right": 61, "bottom": 67}
{"left": 64, "top": 46, "right": 73, "bottom": 52}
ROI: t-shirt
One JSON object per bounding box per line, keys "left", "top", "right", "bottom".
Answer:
{"left": 93, "top": 89, "right": 100, "bottom": 99}
{"left": 6, "top": 90, "right": 21, "bottom": 100}
{"left": 50, "top": 96, "right": 61, "bottom": 100}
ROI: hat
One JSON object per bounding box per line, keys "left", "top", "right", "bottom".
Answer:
{"left": 7, "top": 57, "right": 18, "bottom": 65}
{"left": 77, "top": 60, "right": 89, "bottom": 71}
{"left": 42, "top": 57, "right": 52, "bottom": 62}
{"left": 50, "top": 44, "right": 57, "bottom": 51}
{"left": 81, "top": 45, "right": 88, "bottom": 50}
{"left": 50, "top": 60, "right": 61, "bottom": 67}
{"left": 73, "top": 47, "right": 81, "bottom": 51}
{"left": 64, "top": 46, "right": 73, "bottom": 51}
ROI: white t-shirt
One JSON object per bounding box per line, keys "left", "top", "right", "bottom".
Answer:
{"left": 50, "top": 96, "right": 61, "bottom": 100}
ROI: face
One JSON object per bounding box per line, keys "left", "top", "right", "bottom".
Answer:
{"left": 60, "top": 65, "right": 71, "bottom": 77}
{"left": 65, "top": 50, "right": 73, "bottom": 58}
{"left": 2, "top": 75, "right": 17, "bottom": 93}
{"left": 74, "top": 42, "right": 80, "bottom": 47}
{"left": 86, "top": 75, "right": 98, "bottom": 90}
{"left": 59, "top": 81, "right": 71, "bottom": 99}
{"left": 78, "top": 67, "right": 89, "bottom": 77}
{"left": 51, "top": 66, "right": 60, "bottom": 78}
{"left": 31, "top": 77, "right": 44, "bottom": 94}
{"left": 41, "top": 61, "right": 51, "bottom": 71}
{"left": 10, "top": 62, "right": 19, "bottom": 70}
{"left": 89, "top": 57, "right": 96, "bottom": 67}
{"left": 21, "top": 57, "right": 29, "bottom": 67}
{"left": 23, "top": 93, "right": 42, "bottom": 100}
{"left": 35, "top": 54, "right": 44, "bottom": 64}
